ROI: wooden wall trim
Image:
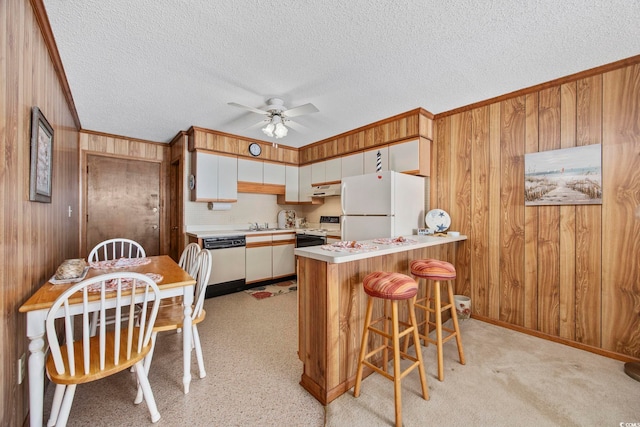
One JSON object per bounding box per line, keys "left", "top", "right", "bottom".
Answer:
{"left": 304, "top": 108, "right": 430, "bottom": 150}
{"left": 435, "top": 54, "right": 640, "bottom": 119}
{"left": 188, "top": 126, "right": 299, "bottom": 151}
{"left": 30, "top": 0, "right": 81, "bottom": 129}
{"left": 80, "top": 129, "right": 165, "bottom": 146}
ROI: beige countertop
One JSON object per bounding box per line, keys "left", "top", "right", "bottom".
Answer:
{"left": 187, "top": 228, "right": 297, "bottom": 238}
{"left": 294, "top": 234, "right": 467, "bottom": 264}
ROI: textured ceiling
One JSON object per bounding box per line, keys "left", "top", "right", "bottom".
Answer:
{"left": 42, "top": 0, "right": 640, "bottom": 148}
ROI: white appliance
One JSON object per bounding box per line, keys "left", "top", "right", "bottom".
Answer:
{"left": 341, "top": 171, "right": 424, "bottom": 241}
{"left": 312, "top": 184, "right": 341, "bottom": 197}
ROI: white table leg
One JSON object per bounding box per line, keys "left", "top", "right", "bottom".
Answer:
{"left": 182, "top": 285, "right": 194, "bottom": 394}
{"left": 27, "top": 312, "right": 47, "bottom": 427}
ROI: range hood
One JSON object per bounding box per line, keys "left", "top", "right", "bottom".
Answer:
{"left": 312, "top": 183, "right": 342, "bottom": 197}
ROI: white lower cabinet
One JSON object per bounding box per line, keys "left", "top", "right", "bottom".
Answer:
{"left": 272, "top": 232, "right": 295, "bottom": 279}
{"left": 246, "top": 232, "right": 295, "bottom": 284}
{"left": 245, "top": 234, "right": 272, "bottom": 284}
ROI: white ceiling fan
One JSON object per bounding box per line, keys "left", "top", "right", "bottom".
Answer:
{"left": 228, "top": 98, "right": 319, "bottom": 143}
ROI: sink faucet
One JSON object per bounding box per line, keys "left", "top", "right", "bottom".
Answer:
{"left": 249, "top": 222, "right": 259, "bottom": 231}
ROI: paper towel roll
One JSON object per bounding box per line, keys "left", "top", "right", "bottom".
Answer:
{"left": 207, "top": 202, "right": 232, "bottom": 211}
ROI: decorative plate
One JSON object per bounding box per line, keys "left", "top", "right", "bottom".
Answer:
{"left": 425, "top": 209, "right": 451, "bottom": 232}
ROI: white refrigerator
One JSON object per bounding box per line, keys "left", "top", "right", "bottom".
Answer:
{"left": 340, "top": 170, "right": 425, "bottom": 241}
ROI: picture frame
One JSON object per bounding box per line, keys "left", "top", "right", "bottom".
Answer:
{"left": 524, "top": 144, "right": 602, "bottom": 206}
{"left": 29, "top": 106, "right": 54, "bottom": 203}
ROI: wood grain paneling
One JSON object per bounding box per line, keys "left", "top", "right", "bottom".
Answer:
{"left": 432, "top": 60, "right": 640, "bottom": 361}
{"left": 470, "top": 106, "right": 490, "bottom": 316}
{"left": 450, "top": 112, "right": 472, "bottom": 297}
{"left": 524, "top": 93, "right": 539, "bottom": 329}
{"left": 499, "top": 97, "right": 526, "bottom": 326}
{"left": 488, "top": 103, "right": 502, "bottom": 320}
{"left": 601, "top": 64, "right": 640, "bottom": 357}
{"left": 2, "top": 1, "right": 79, "bottom": 425}
{"left": 537, "top": 87, "right": 561, "bottom": 335}
{"left": 575, "top": 75, "right": 602, "bottom": 347}
{"left": 299, "top": 109, "right": 428, "bottom": 164}
{"left": 559, "top": 82, "right": 577, "bottom": 340}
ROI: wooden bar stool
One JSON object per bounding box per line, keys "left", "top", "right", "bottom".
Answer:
{"left": 354, "top": 271, "right": 429, "bottom": 427}
{"left": 409, "top": 259, "right": 465, "bottom": 381}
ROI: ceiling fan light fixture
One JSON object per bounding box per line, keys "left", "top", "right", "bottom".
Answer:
{"left": 262, "top": 122, "right": 275, "bottom": 137}
{"left": 274, "top": 122, "right": 288, "bottom": 138}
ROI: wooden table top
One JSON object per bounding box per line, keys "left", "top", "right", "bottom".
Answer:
{"left": 20, "top": 255, "right": 195, "bottom": 313}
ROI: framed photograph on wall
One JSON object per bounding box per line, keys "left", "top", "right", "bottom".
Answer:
{"left": 29, "top": 106, "right": 54, "bottom": 203}
{"left": 524, "top": 144, "right": 602, "bottom": 206}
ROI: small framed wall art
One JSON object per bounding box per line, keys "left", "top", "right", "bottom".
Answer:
{"left": 29, "top": 106, "right": 54, "bottom": 203}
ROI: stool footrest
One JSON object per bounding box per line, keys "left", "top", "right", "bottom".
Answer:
{"left": 415, "top": 301, "right": 454, "bottom": 313}
{"left": 367, "top": 324, "right": 414, "bottom": 341}
{"left": 362, "top": 354, "right": 423, "bottom": 383}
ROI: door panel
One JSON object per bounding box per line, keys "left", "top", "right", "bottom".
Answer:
{"left": 87, "top": 155, "right": 160, "bottom": 256}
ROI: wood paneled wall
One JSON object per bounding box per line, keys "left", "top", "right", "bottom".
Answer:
{"left": 1, "top": 0, "right": 80, "bottom": 425}
{"left": 434, "top": 61, "right": 640, "bottom": 360}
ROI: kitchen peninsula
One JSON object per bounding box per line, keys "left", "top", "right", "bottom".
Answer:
{"left": 294, "top": 234, "right": 467, "bottom": 404}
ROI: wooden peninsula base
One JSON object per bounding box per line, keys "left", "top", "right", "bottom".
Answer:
{"left": 294, "top": 235, "right": 467, "bottom": 405}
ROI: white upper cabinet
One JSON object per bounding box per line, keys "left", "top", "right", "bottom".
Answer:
{"left": 217, "top": 154, "right": 238, "bottom": 200}
{"left": 341, "top": 152, "right": 364, "bottom": 179}
{"left": 284, "top": 165, "right": 299, "bottom": 202}
{"left": 237, "top": 158, "right": 263, "bottom": 183}
{"left": 389, "top": 138, "right": 430, "bottom": 176}
{"left": 299, "top": 164, "right": 313, "bottom": 201}
{"left": 312, "top": 158, "right": 341, "bottom": 185}
{"left": 263, "top": 162, "right": 286, "bottom": 185}
{"left": 325, "top": 158, "right": 342, "bottom": 183}
{"left": 191, "top": 151, "right": 237, "bottom": 202}
{"left": 311, "top": 161, "right": 326, "bottom": 186}
{"left": 238, "top": 159, "right": 286, "bottom": 185}
{"left": 363, "top": 146, "right": 389, "bottom": 174}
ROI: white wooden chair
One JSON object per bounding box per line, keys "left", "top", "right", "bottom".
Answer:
{"left": 88, "top": 238, "right": 146, "bottom": 262}
{"left": 178, "top": 243, "right": 201, "bottom": 277}
{"left": 87, "top": 238, "right": 146, "bottom": 336}
{"left": 135, "top": 250, "right": 212, "bottom": 403}
{"left": 45, "top": 272, "right": 162, "bottom": 426}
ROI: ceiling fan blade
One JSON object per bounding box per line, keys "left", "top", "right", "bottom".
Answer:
{"left": 227, "top": 102, "right": 270, "bottom": 115}
{"left": 248, "top": 118, "right": 270, "bottom": 129}
{"left": 284, "top": 119, "right": 307, "bottom": 132}
{"left": 283, "top": 103, "right": 319, "bottom": 118}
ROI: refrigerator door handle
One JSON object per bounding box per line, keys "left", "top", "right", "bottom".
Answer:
{"left": 341, "top": 182, "right": 347, "bottom": 214}
{"left": 341, "top": 216, "right": 347, "bottom": 239}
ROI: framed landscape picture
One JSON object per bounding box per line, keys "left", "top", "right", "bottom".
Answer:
{"left": 29, "top": 106, "right": 54, "bottom": 203}
{"left": 524, "top": 144, "right": 602, "bottom": 206}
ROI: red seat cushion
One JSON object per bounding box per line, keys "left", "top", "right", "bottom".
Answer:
{"left": 410, "top": 259, "right": 457, "bottom": 280}
{"left": 363, "top": 272, "right": 418, "bottom": 300}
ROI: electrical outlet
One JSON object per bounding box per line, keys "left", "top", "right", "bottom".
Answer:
{"left": 18, "top": 353, "right": 26, "bottom": 385}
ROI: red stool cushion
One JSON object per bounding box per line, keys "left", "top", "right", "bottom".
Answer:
{"left": 363, "top": 272, "right": 418, "bottom": 300}
{"left": 410, "top": 259, "right": 457, "bottom": 280}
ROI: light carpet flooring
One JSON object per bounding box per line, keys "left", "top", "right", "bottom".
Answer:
{"left": 42, "top": 289, "right": 639, "bottom": 426}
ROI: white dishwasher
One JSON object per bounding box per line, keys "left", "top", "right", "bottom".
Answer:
{"left": 202, "top": 235, "right": 246, "bottom": 298}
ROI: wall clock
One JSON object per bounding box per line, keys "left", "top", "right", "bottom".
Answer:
{"left": 248, "top": 143, "right": 262, "bottom": 157}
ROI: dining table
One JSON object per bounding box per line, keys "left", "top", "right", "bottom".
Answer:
{"left": 19, "top": 255, "right": 197, "bottom": 427}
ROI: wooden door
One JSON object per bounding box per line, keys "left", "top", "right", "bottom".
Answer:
{"left": 86, "top": 155, "right": 160, "bottom": 256}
